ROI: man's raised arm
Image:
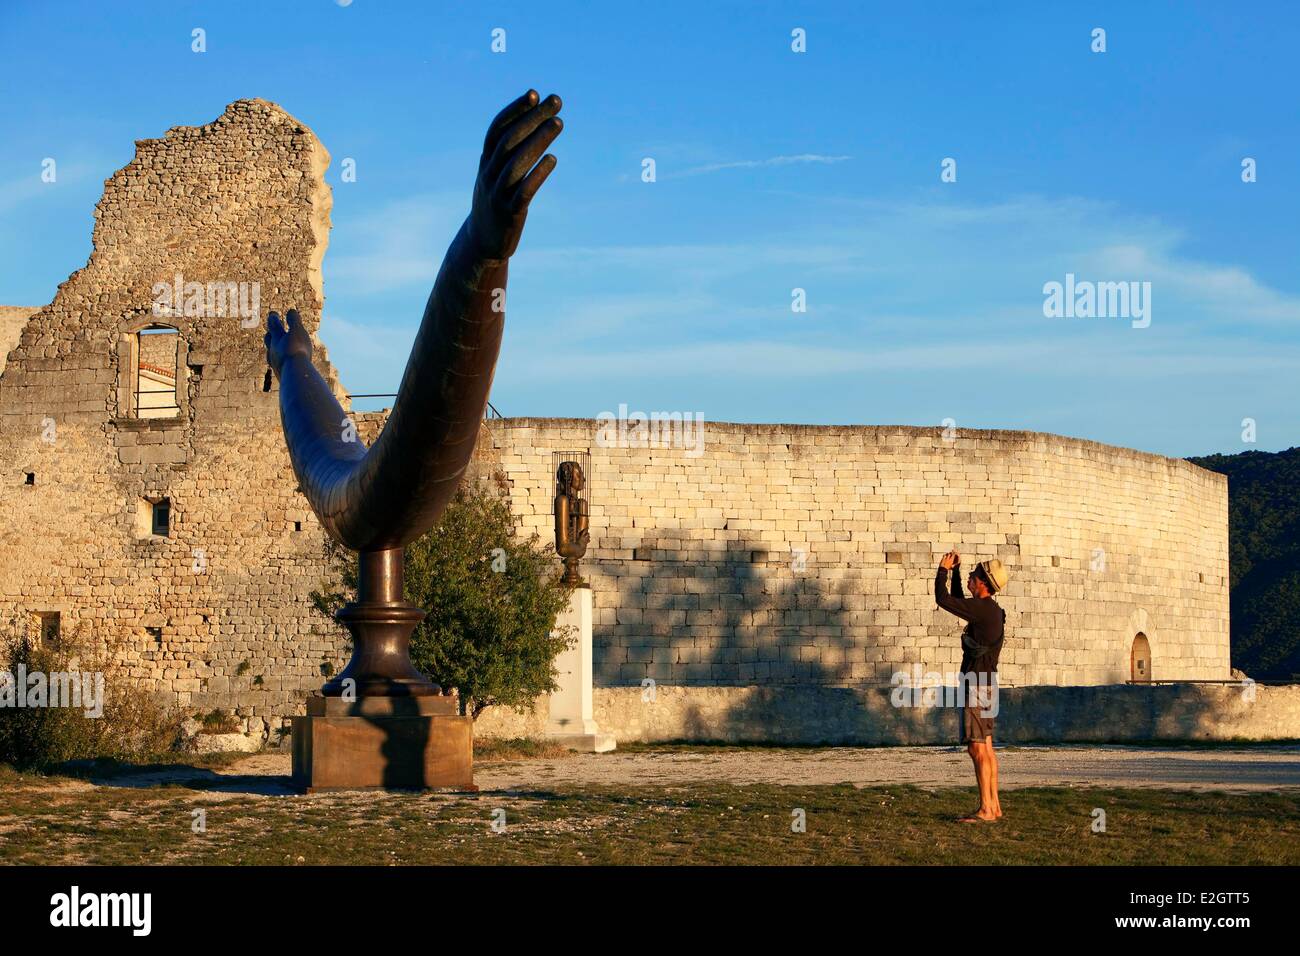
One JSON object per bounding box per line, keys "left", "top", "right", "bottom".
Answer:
{"left": 935, "top": 551, "right": 975, "bottom": 621}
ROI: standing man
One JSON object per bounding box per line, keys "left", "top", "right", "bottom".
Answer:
{"left": 936, "top": 549, "right": 1010, "bottom": 822}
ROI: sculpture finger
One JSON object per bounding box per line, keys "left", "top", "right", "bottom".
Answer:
{"left": 495, "top": 117, "right": 562, "bottom": 196}
{"left": 481, "top": 90, "right": 540, "bottom": 158}
{"left": 486, "top": 94, "right": 562, "bottom": 181}
{"left": 510, "top": 153, "right": 557, "bottom": 212}
{"left": 486, "top": 100, "right": 560, "bottom": 182}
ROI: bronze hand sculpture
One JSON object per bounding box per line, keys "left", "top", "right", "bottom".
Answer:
{"left": 554, "top": 460, "right": 589, "bottom": 585}
{"left": 266, "top": 90, "right": 563, "bottom": 697}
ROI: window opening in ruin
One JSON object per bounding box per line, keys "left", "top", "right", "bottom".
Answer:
{"left": 294, "top": 521, "right": 302, "bottom": 532}
{"left": 147, "top": 627, "right": 162, "bottom": 645}
{"left": 36, "top": 611, "right": 60, "bottom": 648}
{"left": 137, "top": 496, "right": 171, "bottom": 538}
{"left": 152, "top": 498, "right": 171, "bottom": 537}
{"left": 1131, "top": 632, "right": 1152, "bottom": 683}
{"left": 24, "top": 472, "right": 35, "bottom": 485}
{"left": 135, "top": 326, "right": 180, "bottom": 418}
{"left": 263, "top": 369, "right": 273, "bottom": 392}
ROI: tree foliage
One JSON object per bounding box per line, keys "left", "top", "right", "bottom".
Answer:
{"left": 312, "top": 478, "right": 573, "bottom": 718}
{"left": 1189, "top": 446, "right": 1300, "bottom": 679}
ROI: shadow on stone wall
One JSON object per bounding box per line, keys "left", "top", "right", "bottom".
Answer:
{"left": 589, "top": 529, "right": 862, "bottom": 681}
{"left": 581, "top": 682, "right": 1284, "bottom": 746}
{"left": 1000, "top": 684, "right": 1235, "bottom": 743}
{"left": 585, "top": 528, "right": 961, "bottom": 744}
{"left": 469, "top": 519, "right": 1257, "bottom": 746}
{"left": 572, "top": 526, "right": 1255, "bottom": 744}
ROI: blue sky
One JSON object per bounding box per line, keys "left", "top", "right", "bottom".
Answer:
{"left": 2, "top": 1, "right": 1297, "bottom": 457}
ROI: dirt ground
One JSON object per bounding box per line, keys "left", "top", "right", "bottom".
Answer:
{"left": 53, "top": 743, "right": 1300, "bottom": 799}
{"left": 5, "top": 744, "right": 1298, "bottom": 865}
{"left": 479, "top": 743, "right": 1300, "bottom": 792}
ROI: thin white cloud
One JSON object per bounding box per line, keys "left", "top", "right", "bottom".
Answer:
{"left": 0, "top": 160, "right": 102, "bottom": 214}
{"left": 515, "top": 193, "right": 1300, "bottom": 332}
{"left": 499, "top": 335, "right": 1300, "bottom": 385}
{"left": 323, "top": 191, "right": 466, "bottom": 293}
{"left": 674, "top": 154, "right": 851, "bottom": 178}
{"left": 324, "top": 191, "right": 1300, "bottom": 427}
{"left": 316, "top": 312, "right": 416, "bottom": 387}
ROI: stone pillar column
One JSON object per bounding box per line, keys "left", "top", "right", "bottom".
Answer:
{"left": 546, "top": 585, "right": 615, "bottom": 752}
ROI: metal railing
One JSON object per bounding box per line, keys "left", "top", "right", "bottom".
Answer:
{"left": 133, "top": 389, "right": 180, "bottom": 415}
{"left": 345, "top": 394, "right": 502, "bottom": 420}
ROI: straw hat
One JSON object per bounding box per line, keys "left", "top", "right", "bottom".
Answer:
{"left": 978, "top": 559, "right": 1010, "bottom": 593}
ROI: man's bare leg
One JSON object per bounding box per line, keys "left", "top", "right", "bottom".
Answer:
{"left": 960, "top": 739, "right": 998, "bottom": 822}
{"left": 988, "top": 739, "right": 1002, "bottom": 818}
{"left": 966, "top": 740, "right": 981, "bottom": 808}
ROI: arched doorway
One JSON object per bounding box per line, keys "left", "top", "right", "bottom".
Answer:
{"left": 1131, "top": 633, "right": 1152, "bottom": 683}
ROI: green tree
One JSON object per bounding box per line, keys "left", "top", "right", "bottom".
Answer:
{"left": 312, "top": 478, "right": 574, "bottom": 718}
{"left": 1189, "top": 446, "right": 1300, "bottom": 679}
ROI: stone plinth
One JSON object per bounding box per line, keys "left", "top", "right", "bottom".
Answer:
{"left": 546, "top": 586, "right": 616, "bottom": 753}
{"left": 292, "top": 694, "right": 473, "bottom": 792}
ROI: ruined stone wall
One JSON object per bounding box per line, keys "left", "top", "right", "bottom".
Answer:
{"left": 0, "top": 306, "right": 39, "bottom": 377}
{"left": 0, "top": 100, "right": 351, "bottom": 741}
{"left": 486, "top": 419, "right": 1230, "bottom": 688}
{"left": 0, "top": 101, "right": 1231, "bottom": 746}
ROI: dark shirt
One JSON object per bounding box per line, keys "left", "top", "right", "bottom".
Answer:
{"left": 935, "top": 566, "right": 1005, "bottom": 676}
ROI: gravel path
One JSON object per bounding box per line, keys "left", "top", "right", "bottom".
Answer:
{"left": 477, "top": 745, "right": 1300, "bottom": 792}
{"left": 112, "top": 744, "right": 1300, "bottom": 797}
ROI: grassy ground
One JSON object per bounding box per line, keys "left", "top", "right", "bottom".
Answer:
{"left": 1, "top": 767, "right": 1296, "bottom": 865}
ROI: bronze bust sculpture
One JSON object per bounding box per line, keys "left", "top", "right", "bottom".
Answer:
{"left": 554, "top": 460, "right": 589, "bottom": 585}
{"left": 265, "top": 90, "right": 563, "bottom": 697}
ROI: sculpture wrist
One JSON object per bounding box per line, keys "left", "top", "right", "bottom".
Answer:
{"left": 461, "top": 217, "right": 510, "bottom": 268}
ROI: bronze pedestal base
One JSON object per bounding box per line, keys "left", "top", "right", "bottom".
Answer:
{"left": 292, "top": 695, "right": 474, "bottom": 792}
{"left": 322, "top": 548, "right": 441, "bottom": 699}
